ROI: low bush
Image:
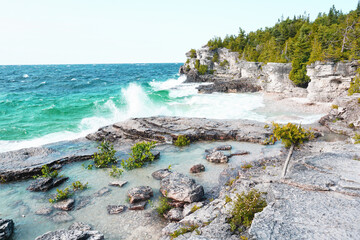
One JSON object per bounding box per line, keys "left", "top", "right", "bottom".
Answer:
{"left": 34, "top": 165, "right": 59, "bottom": 179}
{"left": 92, "top": 141, "right": 117, "bottom": 168}
{"left": 353, "top": 133, "right": 360, "bottom": 144}
{"left": 331, "top": 104, "right": 339, "bottom": 109}
{"left": 220, "top": 60, "right": 229, "bottom": 67}
{"left": 229, "top": 189, "right": 267, "bottom": 232}
{"left": 170, "top": 225, "right": 199, "bottom": 239}
{"left": 109, "top": 165, "right": 123, "bottom": 178}
{"left": 49, "top": 187, "right": 72, "bottom": 203}
{"left": 190, "top": 205, "right": 200, "bottom": 213}
{"left": 189, "top": 49, "right": 197, "bottom": 58}
{"left": 156, "top": 196, "right": 173, "bottom": 216}
{"left": 121, "top": 141, "right": 156, "bottom": 170}
{"left": 198, "top": 65, "right": 208, "bottom": 75}
{"left": 71, "top": 181, "right": 88, "bottom": 191}
{"left": 348, "top": 71, "right": 360, "bottom": 96}
{"left": 174, "top": 135, "right": 190, "bottom": 147}
{"left": 212, "top": 52, "right": 219, "bottom": 63}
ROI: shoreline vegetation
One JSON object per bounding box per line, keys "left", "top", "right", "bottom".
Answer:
{"left": 1, "top": 3, "right": 360, "bottom": 240}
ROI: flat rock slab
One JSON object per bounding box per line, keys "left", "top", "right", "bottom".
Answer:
{"left": 129, "top": 201, "right": 147, "bottom": 210}
{"left": 152, "top": 169, "right": 172, "bottom": 180}
{"left": 50, "top": 212, "right": 74, "bottom": 223}
{"left": 35, "top": 222, "right": 104, "bottom": 240}
{"left": 206, "top": 151, "right": 228, "bottom": 163}
{"left": 93, "top": 187, "right": 111, "bottom": 198}
{"left": 205, "top": 145, "right": 232, "bottom": 153}
{"left": 27, "top": 177, "right": 68, "bottom": 192}
{"left": 0, "top": 218, "right": 14, "bottom": 240}
{"left": 108, "top": 180, "right": 128, "bottom": 187}
{"left": 86, "top": 117, "right": 270, "bottom": 145}
{"left": 107, "top": 205, "right": 126, "bottom": 215}
{"left": 128, "top": 186, "right": 153, "bottom": 204}
{"left": 35, "top": 207, "right": 53, "bottom": 216}
{"left": 160, "top": 172, "right": 204, "bottom": 203}
{"left": 53, "top": 199, "right": 75, "bottom": 211}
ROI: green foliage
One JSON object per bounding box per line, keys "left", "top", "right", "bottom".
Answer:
{"left": 34, "top": 165, "right": 59, "bottom": 179}
{"left": 109, "top": 165, "right": 123, "bottom": 178}
{"left": 92, "top": 141, "right": 117, "bottom": 168}
{"left": 190, "top": 205, "right": 200, "bottom": 213}
{"left": 212, "top": 52, "right": 219, "bottom": 63}
{"left": 353, "top": 133, "right": 360, "bottom": 144}
{"left": 348, "top": 70, "right": 360, "bottom": 96}
{"left": 170, "top": 225, "right": 199, "bottom": 239}
{"left": 358, "top": 98, "right": 360, "bottom": 104}
{"left": 156, "top": 196, "right": 173, "bottom": 216}
{"left": 331, "top": 104, "right": 339, "bottom": 109}
{"left": 198, "top": 65, "right": 208, "bottom": 75}
{"left": 228, "top": 189, "right": 267, "bottom": 232}
{"left": 49, "top": 187, "right": 72, "bottom": 203}
{"left": 121, "top": 141, "right": 156, "bottom": 170}
{"left": 225, "top": 195, "right": 232, "bottom": 203}
{"left": 189, "top": 49, "right": 197, "bottom": 58}
{"left": 241, "top": 164, "right": 253, "bottom": 169}
{"left": 71, "top": 181, "right": 88, "bottom": 191}
{"left": 174, "top": 135, "right": 190, "bottom": 147}
{"left": 265, "top": 122, "right": 314, "bottom": 148}
{"left": 219, "top": 59, "right": 229, "bottom": 67}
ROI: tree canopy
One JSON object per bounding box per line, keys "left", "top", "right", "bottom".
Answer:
{"left": 206, "top": 3, "right": 360, "bottom": 87}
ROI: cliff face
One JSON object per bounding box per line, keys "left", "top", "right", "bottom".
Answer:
{"left": 181, "top": 46, "right": 358, "bottom": 102}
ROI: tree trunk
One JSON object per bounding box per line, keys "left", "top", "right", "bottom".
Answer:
{"left": 282, "top": 144, "right": 294, "bottom": 178}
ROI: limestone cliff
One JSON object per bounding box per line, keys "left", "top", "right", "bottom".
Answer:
{"left": 180, "top": 46, "right": 359, "bottom": 102}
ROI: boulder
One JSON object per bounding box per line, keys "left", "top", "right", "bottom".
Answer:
{"left": 35, "top": 207, "right": 53, "bottom": 216}
{"left": 107, "top": 205, "right": 126, "bottom": 215}
{"left": 190, "top": 164, "right": 205, "bottom": 173}
{"left": 128, "top": 186, "right": 153, "bottom": 204}
{"left": 129, "top": 201, "right": 147, "bottom": 210}
{"left": 206, "top": 151, "right": 229, "bottom": 163}
{"left": 53, "top": 199, "right": 75, "bottom": 211}
{"left": 160, "top": 172, "right": 204, "bottom": 203}
{"left": 108, "top": 180, "right": 128, "bottom": 187}
{"left": 27, "top": 177, "right": 68, "bottom": 192}
{"left": 35, "top": 222, "right": 104, "bottom": 240}
{"left": 152, "top": 169, "right": 172, "bottom": 180}
{"left": 0, "top": 219, "right": 14, "bottom": 240}
{"left": 164, "top": 208, "right": 184, "bottom": 221}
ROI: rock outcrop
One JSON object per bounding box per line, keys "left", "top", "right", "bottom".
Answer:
{"left": 27, "top": 176, "right": 68, "bottom": 192}
{"left": 35, "top": 222, "right": 104, "bottom": 240}
{"left": 0, "top": 219, "right": 14, "bottom": 240}
{"left": 128, "top": 186, "right": 153, "bottom": 204}
{"left": 53, "top": 199, "right": 75, "bottom": 211}
{"left": 160, "top": 172, "right": 204, "bottom": 203}
{"left": 205, "top": 151, "right": 229, "bottom": 163}
{"left": 152, "top": 169, "right": 172, "bottom": 180}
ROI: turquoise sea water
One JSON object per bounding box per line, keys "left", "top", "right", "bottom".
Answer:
{"left": 0, "top": 63, "right": 323, "bottom": 152}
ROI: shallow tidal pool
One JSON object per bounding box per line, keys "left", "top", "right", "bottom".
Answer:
{"left": 0, "top": 141, "right": 281, "bottom": 240}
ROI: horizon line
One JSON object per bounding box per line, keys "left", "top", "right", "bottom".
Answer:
{"left": 0, "top": 62, "right": 184, "bottom": 66}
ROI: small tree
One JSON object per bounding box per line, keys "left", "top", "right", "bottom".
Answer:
{"left": 265, "top": 123, "right": 314, "bottom": 177}
{"left": 121, "top": 141, "right": 156, "bottom": 170}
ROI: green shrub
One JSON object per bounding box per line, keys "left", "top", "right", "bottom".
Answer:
{"left": 189, "top": 49, "right": 197, "bottom": 58}
{"left": 186, "top": 59, "right": 190, "bottom": 64}
{"left": 121, "top": 141, "right": 156, "bottom": 170}
{"left": 228, "top": 189, "right": 267, "bottom": 232}
{"left": 198, "top": 65, "right": 208, "bottom": 75}
{"left": 212, "top": 52, "right": 219, "bottom": 63}
{"left": 49, "top": 187, "right": 72, "bottom": 203}
{"left": 156, "top": 196, "right": 173, "bottom": 216}
{"left": 349, "top": 123, "right": 355, "bottom": 129}
{"left": 348, "top": 72, "right": 360, "bottom": 96}
{"left": 225, "top": 195, "right": 232, "bottom": 203}
{"left": 34, "top": 165, "right": 59, "bottom": 179}
{"left": 265, "top": 122, "right": 314, "bottom": 148}
{"left": 71, "top": 181, "right": 88, "bottom": 191}
{"left": 241, "top": 164, "right": 253, "bottom": 169}
{"left": 358, "top": 98, "right": 360, "bottom": 104}
{"left": 190, "top": 205, "right": 200, "bottom": 213}
{"left": 219, "top": 60, "right": 229, "bottom": 67}
{"left": 331, "top": 104, "right": 339, "bottom": 109}
{"left": 109, "top": 165, "right": 123, "bottom": 178}
{"left": 174, "top": 135, "right": 190, "bottom": 147}
{"left": 170, "top": 225, "right": 199, "bottom": 238}
{"left": 353, "top": 133, "right": 360, "bottom": 144}
{"left": 92, "top": 141, "right": 117, "bottom": 168}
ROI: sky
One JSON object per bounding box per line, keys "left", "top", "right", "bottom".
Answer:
{"left": 0, "top": 0, "right": 358, "bottom": 65}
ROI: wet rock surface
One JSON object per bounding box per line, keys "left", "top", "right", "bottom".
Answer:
{"left": 152, "top": 168, "right": 172, "bottom": 180}
{"left": 35, "top": 222, "right": 104, "bottom": 240}
{"left": 205, "top": 151, "right": 228, "bottom": 163}
{"left": 190, "top": 164, "right": 205, "bottom": 173}
{"left": 160, "top": 172, "right": 204, "bottom": 203}
{"left": 197, "top": 79, "right": 261, "bottom": 94}
{"left": 108, "top": 180, "right": 128, "bottom": 187}
{"left": 0, "top": 218, "right": 14, "bottom": 240}
{"left": 129, "top": 201, "right": 147, "bottom": 210}
{"left": 27, "top": 177, "right": 69, "bottom": 192}
{"left": 50, "top": 211, "right": 74, "bottom": 223}
{"left": 53, "top": 199, "right": 75, "bottom": 211}
{"left": 107, "top": 205, "right": 126, "bottom": 215}
{"left": 35, "top": 207, "right": 53, "bottom": 216}
{"left": 128, "top": 186, "right": 153, "bottom": 204}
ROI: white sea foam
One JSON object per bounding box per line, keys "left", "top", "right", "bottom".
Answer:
{"left": 23, "top": 74, "right": 29, "bottom": 78}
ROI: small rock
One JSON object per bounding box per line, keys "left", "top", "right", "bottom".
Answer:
{"left": 152, "top": 169, "right": 172, "bottom": 180}
{"left": 27, "top": 177, "right": 68, "bottom": 192}
{"left": 107, "top": 205, "right": 126, "bottom": 215}
{"left": 0, "top": 218, "right": 14, "bottom": 240}
{"left": 160, "top": 172, "right": 204, "bottom": 203}
{"left": 129, "top": 201, "right": 147, "bottom": 210}
{"left": 152, "top": 151, "right": 161, "bottom": 159}
{"left": 164, "top": 208, "right": 183, "bottom": 221}
{"left": 128, "top": 186, "right": 153, "bottom": 203}
{"left": 229, "top": 150, "right": 250, "bottom": 157}
{"left": 50, "top": 212, "right": 74, "bottom": 223}
{"left": 190, "top": 164, "right": 205, "bottom": 173}
{"left": 206, "top": 151, "right": 229, "bottom": 163}
{"left": 108, "top": 180, "right": 128, "bottom": 187}
{"left": 35, "top": 207, "right": 53, "bottom": 216}
{"left": 53, "top": 199, "right": 75, "bottom": 211}
{"left": 205, "top": 145, "right": 232, "bottom": 153}
{"left": 93, "top": 187, "right": 111, "bottom": 197}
